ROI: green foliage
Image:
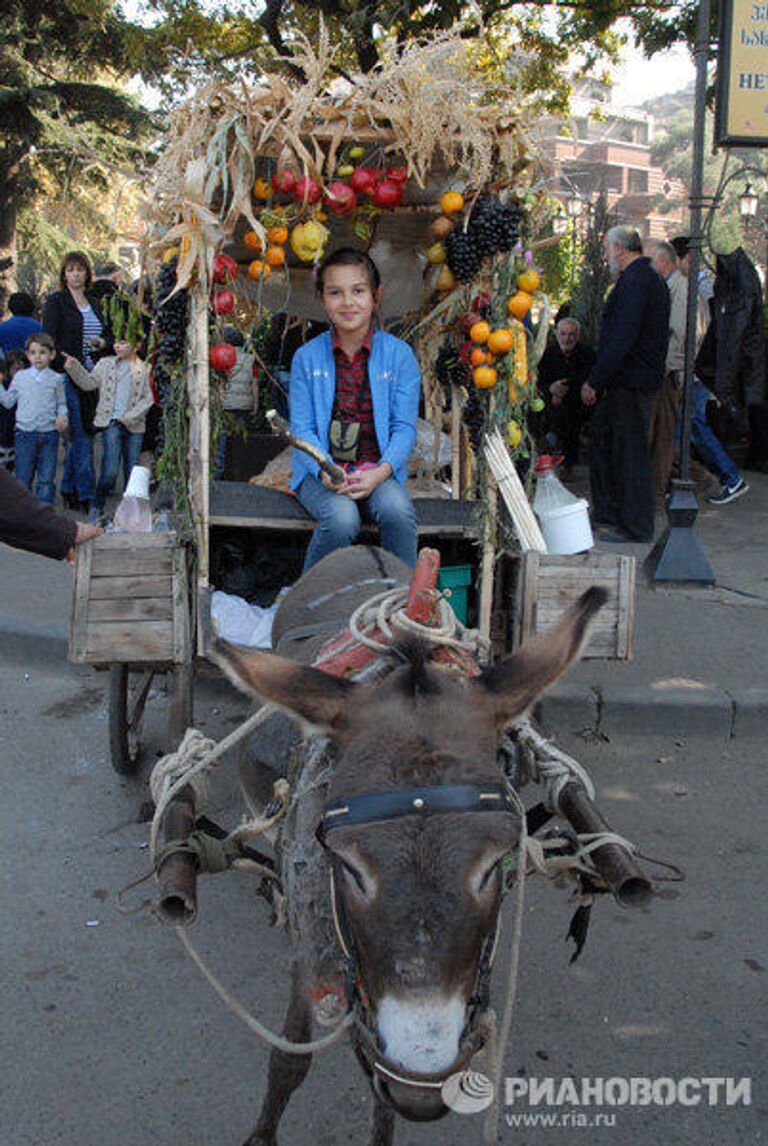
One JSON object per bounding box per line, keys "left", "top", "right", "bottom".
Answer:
{"left": 571, "top": 191, "right": 617, "bottom": 351}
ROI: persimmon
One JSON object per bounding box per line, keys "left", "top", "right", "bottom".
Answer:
{"left": 244, "top": 230, "right": 263, "bottom": 251}
{"left": 265, "top": 246, "right": 286, "bottom": 267}
{"left": 507, "top": 291, "right": 533, "bottom": 320}
{"left": 470, "top": 347, "right": 487, "bottom": 367}
{"left": 267, "top": 225, "right": 288, "bottom": 245}
{"left": 473, "top": 366, "right": 498, "bottom": 389}
{"left": 248, "top": 259, "right": 271, "bottom": 280}
{"left": 469, "top": 320, "right": 491, "bottom": 344}
{"left": 253, "top": 179, "right": 272, "bottom": 200}
{"left": 517, "top": 267, "right": 541, "bottom": 293}
{"left": 487, "top": 328, "right": 514, "bottom": 355}
{"left": 440, "top": 191, "right": 465, "bottom": 215}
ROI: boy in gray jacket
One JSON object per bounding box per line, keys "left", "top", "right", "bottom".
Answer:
{"left": 0, "top": 332, "right": 67, "bottom": 503}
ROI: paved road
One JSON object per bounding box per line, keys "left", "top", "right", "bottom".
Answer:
{"left": 2, "top": 660, "right": 766, "bottom": 1146}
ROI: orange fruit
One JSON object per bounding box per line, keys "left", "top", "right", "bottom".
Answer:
{"left": 248, "top": 259, "right": 271, "bottom": 280}
{"left": 244, "top": 230, "right": 263, "bottom": 250}
{"left": 516, "top": 267, "right": 541, "bottom": 293}
{"left": 470, "top": 347, "right": 487, "bottom": 367}
{"left": 265, "top": 245, "right": 286, "bottom": 267}
{"left": 473, "top": 366, "right": 498, "bottom": 389}
{"left": 253, "top": 179, "right": 272, "bottom": 200}
{"left": 487, "top": 328, "right": 514, "bottom": 355}
{"left": 267, "top": 224, "right": 288, "bottom": 245}
{"left": 469, "top": 320, "right": 491, "bottom": 344}
{"left": 440, "top": 191, "right": 465, "bottom": 215}
{"left": 507, "top": 291, "right": 533, "bottom": 320}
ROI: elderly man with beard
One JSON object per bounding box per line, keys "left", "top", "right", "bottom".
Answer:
{"left": 581, "top": 226, "right": 670, "bottom": 542}
{"left": 537, "top": 316, "right": 596, "bottom": 476}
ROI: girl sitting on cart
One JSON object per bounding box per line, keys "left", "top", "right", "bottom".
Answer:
{"left": 290, "top": 248, "right": 420, "bottom": 571}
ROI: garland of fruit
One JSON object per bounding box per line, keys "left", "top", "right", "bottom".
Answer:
{"left": 144, "top": 27, "right": 555, "bottom": 522}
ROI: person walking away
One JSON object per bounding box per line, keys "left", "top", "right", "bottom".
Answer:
{"left": 581, "top": 226, "right": 670, "bottom": 543}
{"left": 0, "top": 292, "right": 42, "bottom": 355}
{"left": 649, "top": 241, "right": 687, "bottom": 511}
{"left": 63, "top": 338, "right": 154, "bottom": 522}
{"left": 42, "top": 251, "right": 111, "bottom": 514}
{"left": 0, "top": 333, "right": 68, "bottom": 503}
{"left": 670, "top": 237, "right": 748, "bottom": 505}
{"left": 291, "top": 247, "right": 420, "bottom": 571}
{"left": 536, "top": 316, "right": 595, "bottom": 476}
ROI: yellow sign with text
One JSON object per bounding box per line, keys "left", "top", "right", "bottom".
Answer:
{"left": 717, "top": 0, "right": 768, "bottom": 145}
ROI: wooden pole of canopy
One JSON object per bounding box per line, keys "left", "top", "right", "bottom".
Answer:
{"left": 187, "top": 283, "right": 210, "bottom": 654}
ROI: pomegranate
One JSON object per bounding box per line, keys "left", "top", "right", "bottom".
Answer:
{"left": 324, "top": 181, "right": 357, "bottom": 216}
{"left": 209, "top": 342, "right": 237, "bottom": 372}
{"left": 211, "top": 288, "right": 236, "bottom": 315}
{"left": 271, "top": 169, "right": 297, "bottom": 196}
{"left": 349, "top": 167, "right": 377, "bottom": 195}
{"left": 212, "top": 253, "right": 238, "bottom": 284}
{"left": 371, "top": 180, "right": 402, "bottom": 208}
{"left": 386, "top": 165, "right": 408, "bottom": 183}
{"left": 292, "top": 176, "right": 321, "bottom": 204}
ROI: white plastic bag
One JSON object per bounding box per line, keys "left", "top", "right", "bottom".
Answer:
{"left": 211, "top": 590, "right": 278, "bottom": 648}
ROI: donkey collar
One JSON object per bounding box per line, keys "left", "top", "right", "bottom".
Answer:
{"left": 322, "top": 783, "right": 516, "bottom": 833}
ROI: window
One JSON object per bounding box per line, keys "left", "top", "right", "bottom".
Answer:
{"left": 628, "top": 170, "right": 649, "bottom": 194}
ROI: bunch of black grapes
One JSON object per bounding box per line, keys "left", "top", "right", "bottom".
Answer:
{"left": 462, "top": 386, "right": 485, "bottom": 454}
{"left": 444, "top": 196, "right": 523, "bottom": 282}
{"left": 436, "top": 339, "right": 485, "bottom": 452}
{"left": 152, "top": 256, "right": 188, "bottom": 409}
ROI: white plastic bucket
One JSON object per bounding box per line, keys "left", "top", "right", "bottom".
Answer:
{"left": 124, "top": 465, "right": 150, "bottom": 499}
{"left": 538, "top": 499, "right": 594, "bottom": 555}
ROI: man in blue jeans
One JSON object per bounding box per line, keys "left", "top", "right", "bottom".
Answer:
{"left": 290, "top": 249, "right": 419, "bottom": 571}
{"left": 681, "top": 379, "right": 748, "bottom": 505}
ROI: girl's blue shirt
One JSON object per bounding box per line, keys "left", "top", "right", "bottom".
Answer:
{"left": 288, "top": 328, "right": 420, "bottom": 491}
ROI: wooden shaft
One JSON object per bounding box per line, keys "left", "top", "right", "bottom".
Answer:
{"left": 156, "top": 785, "right": 198, "bottom": 925}
{"left": 557, "top": 782, "right": 653, "bottom": 907}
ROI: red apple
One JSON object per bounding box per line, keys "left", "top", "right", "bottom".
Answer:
{"left": 211, "top": 288, "right": 236, "bottom": 315}
{"left": 212, "top": 253, "right": 238, "bottom": 284}
{"left": 324, "top": 181, "right": 357, "bottom": 216}
{"left": 371, "top": 180, "right": 402, "bottom": 209}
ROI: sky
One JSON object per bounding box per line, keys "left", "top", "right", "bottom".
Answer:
{"left": 612, "top": 41, "right": 696, "bottom": 107}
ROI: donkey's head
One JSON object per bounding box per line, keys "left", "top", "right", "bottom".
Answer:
{"left": 215, "top": 587, "right": 606, "bottom": 1120}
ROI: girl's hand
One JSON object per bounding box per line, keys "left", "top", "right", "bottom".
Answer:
{"left": 55, "top": 415, "right": 68, "bottom": 433}
{"left": 63, "top": 354, "right": 78, "bottom": 371}
{"left": 345, "top": 463, "right": 391, "bottom": 501}
{"left": 321, "top": 469, "right": 352, "bottom": 495}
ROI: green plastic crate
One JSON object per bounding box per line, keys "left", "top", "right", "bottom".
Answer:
{"left": 437, "top": 564, "right": 473, "bottom": 625}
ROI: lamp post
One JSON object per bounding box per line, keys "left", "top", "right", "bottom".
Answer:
{"left": 644, "top": 0, "right": 715, "bottom": 586}
{"left": 565, "top": 194, "right": 583, "bottom": 291}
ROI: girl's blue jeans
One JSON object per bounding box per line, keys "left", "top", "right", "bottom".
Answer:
{"left": 296, "top": 473, "right": 417, "bottom": 571}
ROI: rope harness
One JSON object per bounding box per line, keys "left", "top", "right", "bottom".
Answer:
{"left": 144, "top": 560, "right": 677, "bottom": 1136}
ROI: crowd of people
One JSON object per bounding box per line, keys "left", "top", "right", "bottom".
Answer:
{"left": 0, "top": 253, "right": 152, "bottom": 523}
{"left": 535, "top": 226, "right": 763, "bottom": 544}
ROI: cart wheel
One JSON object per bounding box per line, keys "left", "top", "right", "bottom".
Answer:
{"left": 109, "top": 665, "right": 156, "bottom": 775}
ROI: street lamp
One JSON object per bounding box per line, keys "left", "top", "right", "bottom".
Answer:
{"left": 739, "top": 183, "right": 759, "bottom": 218}
{"left": 552, "top": 207, "right": 568, "bottom": 235}
{"left": 565, "top": 194, "right": 583, "bottom": 220}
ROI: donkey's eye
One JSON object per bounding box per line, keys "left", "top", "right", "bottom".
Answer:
{"left": 478, "top": 861, "right": 500, "bottom": 892}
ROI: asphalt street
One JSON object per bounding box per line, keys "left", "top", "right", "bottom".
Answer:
{"left": 2, "top": 658, "right": 766, "bottom": 1146}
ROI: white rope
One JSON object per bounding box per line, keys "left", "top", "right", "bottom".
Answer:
{"left": 176, "top": 928, "right": 354, "bottom": 1054}
{"left": 149, "top": 704, "right": 276, "bottom": 862}
{"left": 335, "top": 585, "right": 489, "bottom": 660}
{"left": 513, "top": 719, "right": 596, "bottom": 815}
{"left": 484, "top": 783, "right": 528, "bottom": 1144}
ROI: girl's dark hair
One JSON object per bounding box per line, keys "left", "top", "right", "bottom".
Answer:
{"left": 315, "top": 247, "right": 381, "bottom": 293}
{"left": 59, "top": 250, "right": 93, "bottom": 290}
{"left": 5, "top": 349, "right": 29, "bottom": 373}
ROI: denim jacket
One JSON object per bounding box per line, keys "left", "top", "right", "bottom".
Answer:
{"left": 289, "top": 329, "right": 420, "bottom": 491}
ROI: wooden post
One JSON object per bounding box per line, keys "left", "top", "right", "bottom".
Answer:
{"left": 451, "top": 394, "right": 461, "bottom": 500}
{"left": 187, "top": 282, "right": 210, "bottom": 655}
{"left": 478, "top": 475, "right": 497, "bottom": 643}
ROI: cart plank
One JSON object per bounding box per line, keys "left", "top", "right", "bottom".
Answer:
{"left": 91, "top": 549, "right": 173, "bottom": 577}
{"left": 88, "top": 574, "right": 173, "bottom": 600}
{"left": 88, "top": 598, "right": 174, "bottom": 623}
{"left": 85, "top": 621, "right": 174, "bottom": 662}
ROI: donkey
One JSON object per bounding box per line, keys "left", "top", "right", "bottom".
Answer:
{"left": 214, "top": 547, "right": 606, "bottom": 1146}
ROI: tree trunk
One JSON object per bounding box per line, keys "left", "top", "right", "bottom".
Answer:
{"left": 0, "top": 170, "right": 19, "bottom": 295}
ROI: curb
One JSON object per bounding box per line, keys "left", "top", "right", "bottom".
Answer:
{"left": 0, "top": 620, "right": 69, "bottom": 670}
{"left": 536, "top": 682, "right": 764, "bottom": 741}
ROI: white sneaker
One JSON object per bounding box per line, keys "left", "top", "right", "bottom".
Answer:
{"left": 707, "top": 479, "right": 749, "bottom": 505}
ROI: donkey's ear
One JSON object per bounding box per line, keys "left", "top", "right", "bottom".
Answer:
{"left": 211, "top": 640, "right": 355, "bottom": 731}
{"left": 474, "top": 587, "right": 608, "bottom": 730}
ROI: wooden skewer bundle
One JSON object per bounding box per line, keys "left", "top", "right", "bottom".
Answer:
{"left": 483, "top": 428, "right": 547, "bottom": 553}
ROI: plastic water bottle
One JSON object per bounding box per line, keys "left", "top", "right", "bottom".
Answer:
{"left": 112, "top": 465, "right": 153, "bottom": 532}
{"left": 532, "top": 455, "right": 580, "bottom": 518}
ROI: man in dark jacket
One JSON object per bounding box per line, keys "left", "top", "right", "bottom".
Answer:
{"left": 537, "top": 316, "right": 596, "bottom": 473}
{"left": 0, "top": 467, "right": 101, "bottom": 562}
{"left": 582, "top": 226, "right": 670, "bottom": 542}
